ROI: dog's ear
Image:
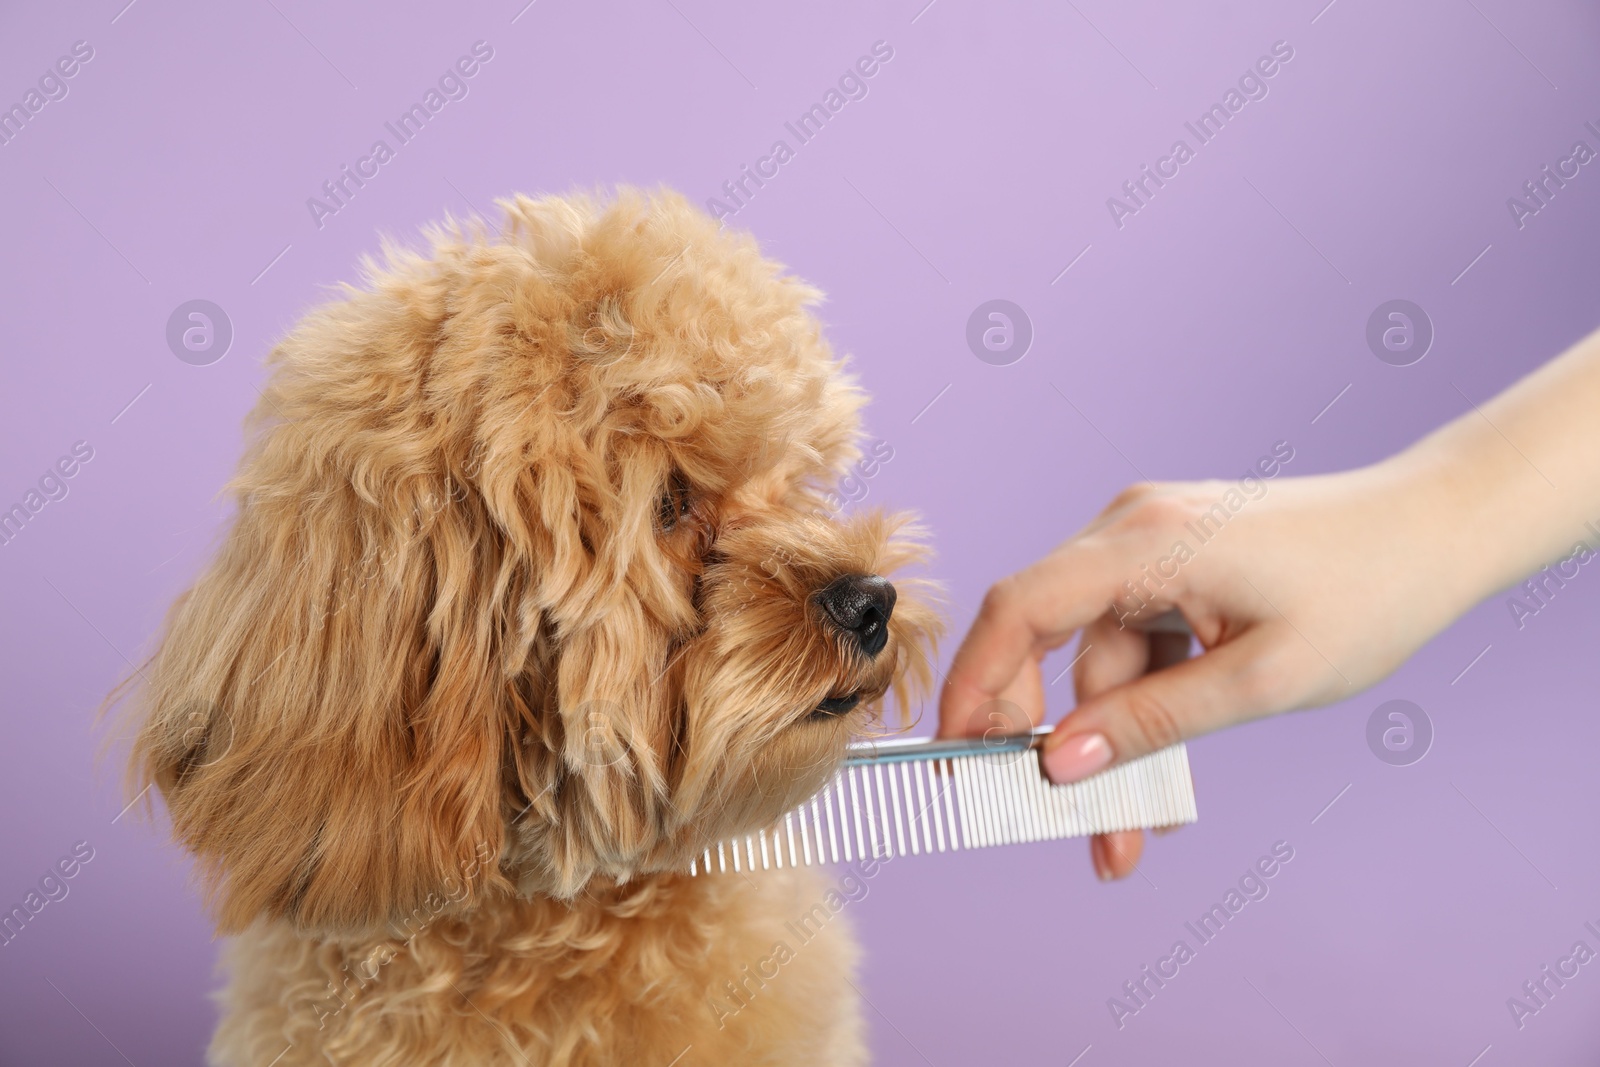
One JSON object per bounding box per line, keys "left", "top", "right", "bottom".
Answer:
{"left": 123, "top": 426, "right": 523, "bottom": 935}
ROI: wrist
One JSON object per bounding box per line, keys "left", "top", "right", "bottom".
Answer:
{"left": 1378, "top": 418, "right": 1555, "bottom": 619}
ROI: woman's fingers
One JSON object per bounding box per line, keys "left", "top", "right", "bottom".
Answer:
{"left": 1091, "top": 830, "right": 1145, "bottom": 881}
{"left": 997, "top": 649, "right": 1047, "bottom": 728}
{"left": 1072, "top": 612, "right": 1151, "bottom": 707}
{"left": 953, "top": 649, "right": 1045, "bottom": 735}
{"left": 937, "top": 540, "right": 1143, "bottom": 739}
{"left": 1073, "top": 613, "right": 1163, "bottom": 883}
{"left": 1043, "top": 624, "right": 1289, "bottom": 782}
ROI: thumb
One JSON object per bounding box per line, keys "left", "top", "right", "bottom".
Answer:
{"left": 1039, "top": 626, "right": 1281, "bottom": 783}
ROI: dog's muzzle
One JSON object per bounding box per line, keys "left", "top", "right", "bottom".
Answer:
{"left": 816, "top": 574, "right": 896, "bottom": 657}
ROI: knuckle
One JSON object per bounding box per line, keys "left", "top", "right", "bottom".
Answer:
{"left": 1117, "top": 684, "right": 1185, "bottom": 752}
{"left": 1126, "top": 491, "right": 1205, "bottom": 534}
{"left": 979, "top": 576, "right": 1022, "bottom": 619}
{"left": 1229, "top": 652, "right": 1284, "bottom": 714}
{"left": 1106, "top": 482, "right": 1159, "bottom": 513}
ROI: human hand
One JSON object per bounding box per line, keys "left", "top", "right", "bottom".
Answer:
{"left": 937, "top": 457, "right": 1481, "bottom": 879}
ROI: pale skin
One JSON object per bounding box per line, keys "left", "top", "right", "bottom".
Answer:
{"left": 937, "top": 324, "right": 1600, "bottom": 880}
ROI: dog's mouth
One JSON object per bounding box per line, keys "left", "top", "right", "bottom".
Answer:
{"left": 809, "top": 692, "right": 861, "bottom": 720}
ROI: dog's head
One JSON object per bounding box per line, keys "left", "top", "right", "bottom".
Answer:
{"left": 122, "top": 189, "right": 939, "bottom": 934}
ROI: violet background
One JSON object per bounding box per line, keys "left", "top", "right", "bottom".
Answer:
{"left": 3, "top": 0, "right": 1599, "bottom": 1063}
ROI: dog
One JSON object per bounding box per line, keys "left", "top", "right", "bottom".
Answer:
{"left": 114, "top": 188, "right": 940, "bottom": 1065}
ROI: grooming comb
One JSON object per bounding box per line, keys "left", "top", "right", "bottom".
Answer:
{"left": 689, "top": 727, "right": 1197, "bottom": 875}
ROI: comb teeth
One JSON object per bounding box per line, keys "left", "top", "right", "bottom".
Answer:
{"left": 689, "top": 731, "right": 1197, "bottom": 875}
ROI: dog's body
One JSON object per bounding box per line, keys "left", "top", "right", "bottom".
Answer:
{"left": 213, "top": 870, "right": 863, "bottom": 1065}
{"left": 117, "top": 189, "right": 935, "bottom": 1064}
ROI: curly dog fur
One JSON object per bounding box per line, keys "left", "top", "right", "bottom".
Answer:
{"left": 112, "top": 188, "right": 939, "bottom": 1065}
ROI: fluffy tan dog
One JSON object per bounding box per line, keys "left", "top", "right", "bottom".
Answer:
{"left": 114, "top": 188, "right": 939, "bottom": 1065}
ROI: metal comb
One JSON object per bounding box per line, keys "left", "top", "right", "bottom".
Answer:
{"left": 688, "top": 726, "right": 1197, "bottom": 875}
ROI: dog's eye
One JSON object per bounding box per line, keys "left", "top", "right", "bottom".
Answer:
{"left": 658, "top": 474, "right": 692, "bottom": 533}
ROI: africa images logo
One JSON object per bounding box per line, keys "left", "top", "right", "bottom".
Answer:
{"left": 1106, "top": 841, "right": 1296, "bottom": 1029}
{"left": 306, "top": 41, "right": 495, "bottom": 229}
{"left": 1105, "top": 40, "right": 1295, "bottom": 229}
{"left": 705, "top": 41, "right": 895, "bottom": 222}
{"left": 0, "top": 40, "right": 94, "bottom": 148}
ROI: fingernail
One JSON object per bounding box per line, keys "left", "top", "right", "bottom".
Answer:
{"left": 1091, "top": 839, "right": 1111, "bottom": 881}
{"left": 1043, "top": 732, "right": 1112, "bottom": 784}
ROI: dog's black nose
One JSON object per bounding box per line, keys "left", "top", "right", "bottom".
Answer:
{"left": 817, "top": 574, "right": 896, "bottom": 657}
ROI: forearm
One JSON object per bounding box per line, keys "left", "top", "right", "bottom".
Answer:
{"left": 1388, "top": 324, "right": 1600, "bottom": 612}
